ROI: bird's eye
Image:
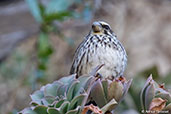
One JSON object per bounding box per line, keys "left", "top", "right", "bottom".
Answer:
{"left": 102, "top": 25, "right": 110, "bottom": 30}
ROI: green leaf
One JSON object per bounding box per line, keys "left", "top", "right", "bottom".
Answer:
{"left": 90, "top": 79, "right": 107, "bottom": 108}
{"left": 33, "top": 105, "right": 48, "bottom": 114}
{"left": 140, "top": 75, "right": 153, "bottom": 111}
{"left": 59, "top": 74, "right": 76, "bottom": 85}
{"left": 38, "top": 32, "right": 53, "bottom": 58}
{"left": 144, "top": 83, "right": 155, "bottom": 110}
{"left": 55, "top": 99, "right": 66, "bottom": 108}
{"left": 30, "top": 101, "right": 41, "bottom": 106}
{"left": 44, "top": 11, "right": 72, "bottom": 23}
{"left": 31, "top": 90, "right": 44, "bottom": 101}
{"left": 38, "top": 63, "right": 47, "bottom": 70}
{"left": 69, "top": 93, "right": 87, "bottom": 110}
{"left": 45, "top": 0, "right": 76, "bottom": 14}
{"left": 155, "top": 88, "right": 171, "bottom": 103}
{"left": 101, "top": 99, "right": 117, "bottom": 113}
{"left": 67, "top": 80, "right": 80, "bottom": 101}
{"left": 77, "top": 75, "right": 94, "bottom": 92}
{"left": 19, "top": 108, "right": 37, "bottom": 114}
{"left": 48, "top": 108, "right": 61, "bottom": 114}
{"left": 44, "top": 84, "right": 58, "bottom": 97}
{"left": 38, "top": 3, "right": 46, "bottom": 19}
{"left": 129, "top": 76, "right": 145, "bottom": 111}
{"left": 120, "top": 79, "right": 132, "bottom": 103}
{"left": 108, "top": 80, "right": 124, "bottom": 102}
{"left": 42, "top": 96, "right": 55, "bottom": 106}
{"left": 101, "top": 79, "right": 110, "bottom": 100}
{"left": 59, "top": 101, "right": 70, "bottom": 114}
{"left": 57, "top": 84, "right": 68, "bottom": 97}
{"left": 53, "top": 81, "right": 63, "bottom": 86}
{"left": 25, "top": 0, "right": 43, "bottom": 23}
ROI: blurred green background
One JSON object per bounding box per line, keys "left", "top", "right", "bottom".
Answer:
{"left": 0, "top": 0, "right": 170, "bottom": 114}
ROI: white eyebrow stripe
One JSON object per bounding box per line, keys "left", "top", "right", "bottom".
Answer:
{"left": 98, "top": 21, "right": 111, "bottom": 28}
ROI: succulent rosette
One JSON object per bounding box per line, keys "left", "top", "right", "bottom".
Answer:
{"left": 19, "top": 66, "right": 132, "bottom": 114}
{"left": 19, "top": 74, "right": 94, "bottom": 114}
{"left": 90, "top": 76, "right": 132, "bottom": 112}
{"left": 140, "top": 75, "right": 171, "bottom": 113}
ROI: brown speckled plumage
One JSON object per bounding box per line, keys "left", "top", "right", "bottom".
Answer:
{"left": 70, "top": 21, "right": 127, "bottom": 79}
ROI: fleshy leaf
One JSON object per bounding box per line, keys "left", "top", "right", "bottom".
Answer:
{"left": 121, "top": 79, "right": 132, "bottom": 103}
{"left": 140, "top": 75, "right": 153, "bottom": 110}
{"left": 90, "top": 79, "right": 107, "bottom": 108}
{"left": 69, "top": 93, "right": 88, "bottom": 110}
{"left": 77, "top": 75, "right": 94, "bottom": 92}
{"left": 101, "top": 99, "right": 117, "bottom": 113}
{"left": 67, "top": 80, "right": 80, "bottom": 101}
{"left": 30, "top": 91, "right": 44, "bottom": 101}
{"left": 57, "top": 84, "right": 68, "bottom": 97}
{"left": 44, "top": 96, "right": 56, "bottom": 106}
{"left": 30, "top": 101, "right": 40, "bottom": 106}
{"left": 59, "top": 101, "right": 70, "bottom": 114}
{"left": 18, "top": 108, "right": 37, "bottom": 114}
{"left": 55, "top": 99, "right": 66, "bottom": 108}
{"left": 47, "top": 108, "right": 61, "bottom": 114}
{"left": 101, "top": 79, "right": 110, "bottom": 100}
{"left": 144, "top": 82, "right": 155, "bottom": 110}
{"left": 155, "top": 88, "right": 171, "bottom": 103}
{"left": 44, "top": 84, "right": 58, "bottom": 97}
{"left": 59, "top": 74, "right": 76, "bottom": 85}
{"left": 33, "top": 105, "right": 48, "bottom": 114}
{"left": 108, "top": 80, "right": 124, "bottom": 102}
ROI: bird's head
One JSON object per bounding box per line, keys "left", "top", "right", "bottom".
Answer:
{"left": 91, "top": 21, "right": 113, "bottom": 35}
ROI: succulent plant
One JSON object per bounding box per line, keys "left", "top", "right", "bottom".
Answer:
{"left": 19, "top": 74, "right": 93, "bottom": 114}
{"left": 140, "top": 75, "right": 171, "bottom": 113}
{"left": 19, "top": 66, "right": 132, "bottom": 114}
{"left": 90, "top": 76, "right": 132, "bottom": 112}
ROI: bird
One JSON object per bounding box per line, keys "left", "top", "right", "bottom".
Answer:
{"left": 70, "top": 21, "right": 127, "bottom": 79}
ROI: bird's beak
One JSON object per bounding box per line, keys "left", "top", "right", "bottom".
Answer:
{"left": 92, "top": 22, "right": 102, "bottom": 33}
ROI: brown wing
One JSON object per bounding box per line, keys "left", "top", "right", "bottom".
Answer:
{"left": 70, "top": 37, "right": 87, "bottom": 75}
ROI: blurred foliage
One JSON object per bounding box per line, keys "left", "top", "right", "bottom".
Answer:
{"left": 0, "top": 0, "right": 95, "bottom": 112}
{"left": 26, "top": 0, "right": 71, "bottom": 85}
{"left": 25, "top": 0, "right": 94, "bottom": 86}
{"left": 0, "top": 1, "right": 94, "bottom": 112}
{"left": 0, "top": 51, "right": 27, "bottom": 80}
